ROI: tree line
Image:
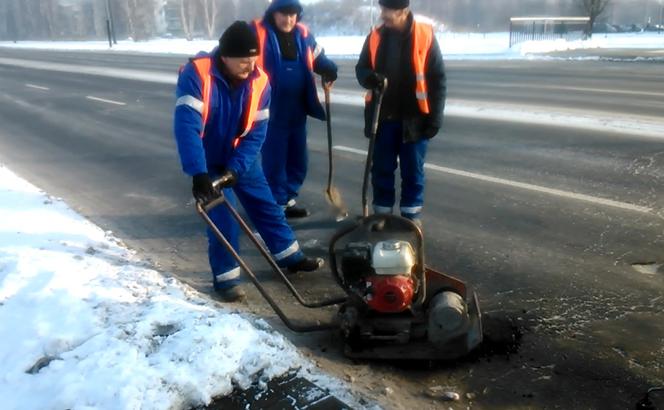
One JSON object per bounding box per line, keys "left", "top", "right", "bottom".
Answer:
{"left": 0, "top": 0, "right": 269, "bottom": 42}
{"left": 0, "top": 0, "right": 658, "bottom": 42}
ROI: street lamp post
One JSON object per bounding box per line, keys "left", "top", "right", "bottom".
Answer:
{"left": 104, "top": 0, "right": 117, "bottom": 46}
{"left": 370, "top": 0, "right": 374, "bottom": 28}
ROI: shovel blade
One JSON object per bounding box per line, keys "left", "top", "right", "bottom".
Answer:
{"left": 325, "top": 186, "right": 348, "bottom": 220}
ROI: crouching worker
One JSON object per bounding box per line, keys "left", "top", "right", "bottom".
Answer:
{"left": 173, "top": 21, "right": 324, "bottom": 302}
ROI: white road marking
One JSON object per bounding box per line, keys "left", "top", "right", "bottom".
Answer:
{"left": 3, "top": 57, "right": 664, "bottom": 139}
{"left": 320, "top": 88, "right": 664, "bottom": 140}
{"left": 467, "top": 82, "right": 664, "bottom": 98}
{"left": 333, "top": 145, "right": 654, "bottom": 215}
{"left": 85, "top": 95, "right": 126, "bottom": 106}
{"left": 25, "top": 83, "right": 50, "bottom": 90}
{"left": 0, "top": 57, "right": 176, "bottom": 84}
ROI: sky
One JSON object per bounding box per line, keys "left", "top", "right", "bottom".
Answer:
{"left": 0, "top": 165, "right": 368, "bottom": 409}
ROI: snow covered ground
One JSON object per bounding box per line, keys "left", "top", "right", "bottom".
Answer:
{"left": 1, "top": 32, "right": 662, "bottom": 60}
{"left": 0, "top": 165, "right": 365, "bottom": 409}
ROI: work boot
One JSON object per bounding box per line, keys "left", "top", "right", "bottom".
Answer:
{"left": 284, "top": 200, "right": 310, "bottom": 218}
{"left": 215, "top": 285, "right": 246, "bottom": 303}
{"left": 287, "top": 257, "right": 325, "bottom": 274}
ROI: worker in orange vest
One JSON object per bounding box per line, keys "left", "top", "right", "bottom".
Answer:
{"left": 356, "top": 0, "right": 446, "bottom": 226}
{"left": 173, "top": 21, "right": 324, "bottom": 302}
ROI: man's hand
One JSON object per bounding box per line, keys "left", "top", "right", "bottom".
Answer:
{"left": 365, "top": 72, "right": 386, "bottom": 90}
{"left": 215, "top": 169, "right": 238, "bottom": 189}
{"left": 321, "top": 68, "right": 337, "bottom": 84}
{"left": 192, "top": 173, "right": 217, "bottom": 203}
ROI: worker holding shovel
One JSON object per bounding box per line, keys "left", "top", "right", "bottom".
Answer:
{"left": 253, "top": 0, "right": 339, "bottom": 218}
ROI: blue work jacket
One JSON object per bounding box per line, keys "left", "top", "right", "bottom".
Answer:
{"left": 173, "top": 49, "right": 271, "bottom": 178}
{"left": 254, "top": 18, "right": 336, "bottom": 120}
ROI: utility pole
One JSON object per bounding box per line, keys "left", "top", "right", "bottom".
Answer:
{"left": 370, "top": 0, "right": 374, "bottom": 29}
{"left": 104, "top": 0, "right": 117, "bottom": 46}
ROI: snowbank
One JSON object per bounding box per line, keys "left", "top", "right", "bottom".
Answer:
{"left": 0, "top": 165, "right": 362, "bottom": 409}
{"left": 1, "top": 32, "right": 661, "bottom": 60}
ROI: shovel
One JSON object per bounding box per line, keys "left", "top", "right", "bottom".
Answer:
{"left": 362, "top": 77, "right": 388, "bottom": 217}
{"left": 322, "top": 80, "right": 348, "bottom": 220}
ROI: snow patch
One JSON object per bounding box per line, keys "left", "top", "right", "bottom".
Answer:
{"left": 0, "top": 165, "right": 365, "bottom": 409}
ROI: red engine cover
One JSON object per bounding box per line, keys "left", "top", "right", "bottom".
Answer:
{"left": 366, "top": 275, "right": 415, "bottom": 313}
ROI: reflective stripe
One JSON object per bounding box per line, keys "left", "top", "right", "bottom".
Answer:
{"left": 411, "top": 22, "right": 433, "bottom": 113}
{"left": 236, "top": 107, "right": 268, "bottom": 138}
{"left": 373, "top": 205, "right": 393, "bottom": 214}
{"left": 313, "top": 44, "right": 323, "bottom": 59}
{"left": 274, "top": 241, "right": 300, "bottom": 261}
{"left": 253, "top": 20, "right": 267, "bottom": 69}
{"left": 191, "top": 58, "right": 213, "bottom": 137}
{"left": 286, "top": 199, "right": 297, "bottom": 208}
{"left": 235, "top": 66, "right": 270, "bottom": 144}
{"left": 400, "top": 206, "right": 423, "bottom": 214}
{"left": 296, "top": 22, "right": 309, "bottom": 38}
{"left": 368, "top": 26, "right": 382, "bottom": 69}
{"left": 254, "top": 108, "right": 270, "bottom": 121}
{"left": 306, "top": 48, "right": 314, "bottom": 72}
{"left": 416, "top": 73, "right": 425, "bottom": 81}
{"left": 175, "top": 95, "right": 204, "bottom": 114}
{"left": 215, "top": 267, "right": 241, "bottom": 283}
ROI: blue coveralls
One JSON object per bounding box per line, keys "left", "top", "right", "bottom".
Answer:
{"left": 261, "top": 58, "right": 309, "bottom": 206}
{"left": 173, "top": 49, "right": 305, "bottom": 290}
{"left": 372, "top": 121, "right": 429, "bottom": 220}
{"left": 255, "top": 7, "right": 336, "bottom": 207}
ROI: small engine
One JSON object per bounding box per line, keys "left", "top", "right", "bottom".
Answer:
{"left": 340, "top": 240, "right": 416, "bottom": 313}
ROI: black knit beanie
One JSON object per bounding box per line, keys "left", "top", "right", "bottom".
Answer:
{"left": 379, "top": 0, "right": 409, "bottom": 9}
{"left": 218, "top": 21, "right": 259, "bottom": 58}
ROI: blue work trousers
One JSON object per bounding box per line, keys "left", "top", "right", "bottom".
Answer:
{"left": 262, "top": 123, "right": 308, "bottom": 206}
{"left": 371, "top": 120, "right": 429, "bottom": 220}
{"left": 262, "top": 59, "right": 308, "bottom": 206}
{"left": 207, "top": 161, "right": 303, "bottom": 290}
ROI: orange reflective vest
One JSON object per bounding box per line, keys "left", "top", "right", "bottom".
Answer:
{"left": 189, "top": 57, "right": 269, "bottom": 148}
{"left": 367, "top": 21, "right": 434, "bottom": 114}
{"left": 252, "top": 20, "right": 315, "bottom": 74}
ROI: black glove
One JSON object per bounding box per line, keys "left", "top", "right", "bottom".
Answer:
{"left": 215, "top": 169, "right": 238, "bottom": 189}
{"left": 321, "top": 69, "right": 337, "bottom": 83}
{"left": 192, "top": 173, "right": 217, "bottom": 203}
{"left": 364, "top": 72, "right": 386, "bottom": 90}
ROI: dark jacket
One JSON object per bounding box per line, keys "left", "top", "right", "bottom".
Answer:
{"left": 356, "top": 13, "right": 446, "bottom": 142}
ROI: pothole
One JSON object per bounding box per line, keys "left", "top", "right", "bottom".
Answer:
{"left": 632, "top": 262, "right": 663, "bottom": 276}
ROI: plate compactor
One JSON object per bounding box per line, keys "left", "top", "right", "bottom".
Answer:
{"left": 196, "top": 81, "right": 482, "bottom": 360}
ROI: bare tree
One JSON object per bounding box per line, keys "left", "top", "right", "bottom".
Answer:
{"left": 121, "top": 0, "right": 159, "bottom": 40}
{"left": 579, "top": 0, "right": 611, "bottom": 37}
{"left": 179, "top": 0, "right": 197, "bottom": 40}
{"left": 38, "top": 0, "right": 57, "bottom": 38}
{"left": 216, "top": 0, "right": 238, "bottom": 30}
{"left": 200, "top": 0, "right": 219, "bottom": 39}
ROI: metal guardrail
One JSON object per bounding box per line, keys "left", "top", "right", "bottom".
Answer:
{"left": 509, "top": 17, "right": 590, "bottom": 48}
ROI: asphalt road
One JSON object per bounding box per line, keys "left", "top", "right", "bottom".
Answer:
{"left": 1, "top": 48, "right": 663, "bottom": 409}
